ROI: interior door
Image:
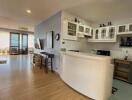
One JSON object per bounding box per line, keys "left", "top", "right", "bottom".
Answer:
{"left": 10, "top": 33, "right": 20, "bottom": 55}
{"left": 21, "top": 34, "right": 28, "bottom": 54}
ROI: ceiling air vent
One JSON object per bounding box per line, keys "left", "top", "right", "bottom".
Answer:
{"left": 19, "top": 27, "right": 28, "bottom": 31}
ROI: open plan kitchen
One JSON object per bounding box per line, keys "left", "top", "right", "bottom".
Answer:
{"left": 1, "top": 1, "right": 132, "bottom": 100}
{"left": 34, "top": 9, "right": 132, "bottom": 100}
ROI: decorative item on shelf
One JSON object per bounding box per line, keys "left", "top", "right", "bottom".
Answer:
{"left": 55, "top": 33, "right": 60, "bottom": 41}
{"left": 100, "top": 24, "right": 103, "bottom": 27}
{"left": 74, "top": 18, "right": 78, "bottom": 23}
{"left": 108, "top": 22, "right": 112, "bottom": 26}
{"left": 102, "top": 24, "right": 106, "bottom": 27}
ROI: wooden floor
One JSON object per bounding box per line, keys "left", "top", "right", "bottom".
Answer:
{"left": 0, "top": 55, "right": 91, "bottom": 100}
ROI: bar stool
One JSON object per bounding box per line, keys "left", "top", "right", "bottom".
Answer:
{"left": 44, "top": 54, "right": 54, "bottom": 73}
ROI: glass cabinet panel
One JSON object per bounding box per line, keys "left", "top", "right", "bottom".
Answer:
{"left": 119, "top": 25, "right": 126, "bottom": 33}
{"left": 101, "top": 28, "right": 107, "bottom": 39}
{"left": 90, "top": 29, "right": 94, "bottom": 39}
{"left": 85, "top": 27, "right": 90, "bottom": 33}
{"left": 129, "top": 24, "right": 132, "bottom": 32}
{"left": 108, "top": 27, "right": 115, "bottom": 39}
{"left": 68, "top": 22, "right": 77, "bottom": 36}
{"left": 79, "top": 25, "right": 84, "bottom": 32}
{"left": 95, "top": 29, "right": 99, "bottom": 39}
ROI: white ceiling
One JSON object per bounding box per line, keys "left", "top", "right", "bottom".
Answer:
{"left": 66, "top": 0, "right": 132, "bottom": 24}
{"left": 0, "top": 0, "right": 132, "bottom": 30}
{"left": 0, "top": 0, "right": 90, "bottom": 30}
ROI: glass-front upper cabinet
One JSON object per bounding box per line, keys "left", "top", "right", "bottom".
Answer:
{"left": 118, "top": 25, "right": 126, "bottom": 33}
{"left": 100, "top": 28, "right": 107, "bottom": 39}
{"left": 95, "top": 29, "right": 99, "bottom": 39}
{"left": 90, "top": 29, "right": 94, "bottom": 39}
{"left": 84, "top": 26, "right": 91, "bottom": 36}
{"left": 108, "top": 27, "right": 116, "bottom": 39}
{"left": 129, "top": 24, "right": 132, "bottom": 32}
{"left": 78, "top": 25, "right": 84, "bottom": 33}
{"left": 63, "top": 21, "right": 78, "bottom": 40}
{"left": 68, "top": 22, "right": 77, "bottom": 36}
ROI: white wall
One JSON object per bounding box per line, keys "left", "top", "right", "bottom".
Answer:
{"left": 0, "top": 30, "right": 10, "bottom": 50}
{"left": 28, "top": 34, "right": 34, "bottom": 48}
{"left": 34, "top": 12, "right": 62, "bottom": 73}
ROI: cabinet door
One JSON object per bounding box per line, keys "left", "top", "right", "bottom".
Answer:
{"left": 68, "top": 22, "right": 77, "bottom": 36}
{"left": 100, "top": 28, "right": 107, "bottom": 39}
{"left": 78, "top": 25, "right": 84, "bottom": 33}
{"left": 95, "top": 29, "right": 99, "bottom": 39}
{"left": 85, "top": 27, "right": 91, "bottom": 36}
{"left": 108, "top": 27, "right": 116, "bottom": 39}
{"left": 63, "top": 21, "right": 77, "bottom": 40}
{"left": 90, "top": 29, "right": 94, "bottom": 39}
{"left": 129, "top": 24, "right": 132, "bottom": 32}
{"left": 118, "top": 25, "right": 126, "bottom": 33}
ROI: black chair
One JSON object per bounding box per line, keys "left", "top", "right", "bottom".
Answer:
{"left": 40, "top": 52, "right": 54, "bottom": 73}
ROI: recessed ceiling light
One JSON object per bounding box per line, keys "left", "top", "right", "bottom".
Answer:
{"left": 26, "top": 10, "right": 31, "bottom": 14}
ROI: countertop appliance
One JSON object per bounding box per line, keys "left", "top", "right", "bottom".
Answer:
{"left": 96, "top": 50, "right": 110, "bottom": 56}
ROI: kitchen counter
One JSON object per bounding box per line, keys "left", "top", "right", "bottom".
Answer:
{"left": 60, "top": 51, "right": 114, "bottom": 100}
{"left": 61, "top": 51, "right": 111, "bottom": 60}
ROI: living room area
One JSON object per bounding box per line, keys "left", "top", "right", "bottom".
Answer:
{"left": 0, "top": 29, "right": 34, "bottom": 56}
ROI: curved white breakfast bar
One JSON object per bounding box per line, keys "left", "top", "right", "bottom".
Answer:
{"left": 60, "top": 51, "right": 114, "bottom": 100}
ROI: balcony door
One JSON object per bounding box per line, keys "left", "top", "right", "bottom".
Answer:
{"left": 10, "top": 33, "right": 20, "bottom": 55}
{"left": 21, "top": 34, "right": 28, "bottom": 54}
{"left": 10, "top": 33, "right": 28, "bottom": 55}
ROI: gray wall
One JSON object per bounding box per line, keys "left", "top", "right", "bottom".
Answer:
{"left": 34, "top": 12, "right": 61, "bottom": 73}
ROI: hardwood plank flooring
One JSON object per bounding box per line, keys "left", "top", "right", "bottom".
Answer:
{"left": 0, "top": 55, "right": 91, "bottom": 100}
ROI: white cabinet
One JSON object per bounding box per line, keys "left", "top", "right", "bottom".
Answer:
{"left": 63, "top": 21, "right": 92, "bottom": 39}
{"left": 84, "top": 26, "right": 91, "bottom": 36}
{"left": 62, "top": 20, "right": 117, "bottom": 42}
{"left": 100, "top": 27, "right": 107, "bottom": 39}
{"left": 77, "top": 24, "right": 85, "bottom": 38}
{"left": 88, "top": 26, "right": 117, "bottom": 42}
{"left": 117, "top": 23, "right": 132, "bottom": 35}
{"left": 108, "top": 26, "right": 117, "bottom": 41}
{"left": 77, "top": 24, "right": 92, "bottom": 38}
{"left": 63, "top": 21, "right": 78, "bottom": 40}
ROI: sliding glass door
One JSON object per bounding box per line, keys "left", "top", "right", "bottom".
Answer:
{"left": 21, "top": 34, "right": 28, "bottom": 54}
{"left": 10, "top": 33, "right": 28, "bottom": 55}
{"left": 10, "top": 33, "right": 20, "bottom": 55}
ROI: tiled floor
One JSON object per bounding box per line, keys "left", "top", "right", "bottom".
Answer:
{"left": 110, "top": 79, "right": 132, "bottom": 100}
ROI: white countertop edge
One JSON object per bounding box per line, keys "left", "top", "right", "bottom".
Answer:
{"left": 60, "top": 51, "right": 112, "bottom": 61}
